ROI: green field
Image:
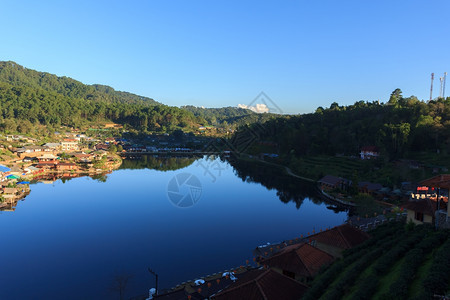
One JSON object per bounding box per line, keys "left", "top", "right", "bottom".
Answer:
{"left": 302, "top": 222, "right": 450, "bottom": 300}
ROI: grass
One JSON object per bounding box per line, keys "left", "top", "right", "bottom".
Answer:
{"left": 343, "top": 259, "right": 383, "bottom": 300}
{"left": 372, "top": 256, "right": 406, "bottom": 299}
{"left": 407, "top": 251, "right": 434, "bottom": 298}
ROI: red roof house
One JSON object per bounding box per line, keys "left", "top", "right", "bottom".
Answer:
{"left": 309, "top": 224, "right": 370, "bottom": 257}
{"left": 360, "top": 146, "right": 379, "bottom": 160}
{"left": 261, "top": 243, "right": 334, "bottom": 280}
{"left": 212, "top": 269, "right": 308, "bottom": 300}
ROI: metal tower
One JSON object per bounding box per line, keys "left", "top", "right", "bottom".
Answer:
{"left": 444, "top": 72, "right": 447, "bottom": 99}
{"left": 430, "top": 73, "right": 434, "bottom": 101}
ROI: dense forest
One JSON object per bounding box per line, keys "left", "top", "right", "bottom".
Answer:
{"left": 181, "top": 105, "right": 276, "bottom": 128}
{"left": 235, "top": 89, "right": 450, "bottom": 159}
{"left": 0, "top": 61, "right": 263, "bottom": 135}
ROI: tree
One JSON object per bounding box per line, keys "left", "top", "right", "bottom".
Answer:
{"left": 388, "top": 88, "right": 403, "bottom": 106}
{"left": 109, "top": 144, "right": 117, "bottom": 153}
{"left": 330, "top": 102, "right": 340, "bottom": 110}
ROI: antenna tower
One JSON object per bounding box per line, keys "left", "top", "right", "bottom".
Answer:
{"left": 444, "top": 72, "right": 447, "bottom": 99}
{"left": 430, "top": 73, "right": 434, "bottom": 101}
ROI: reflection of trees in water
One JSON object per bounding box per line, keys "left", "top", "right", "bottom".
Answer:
{"left": 90, "top": 174, "right": 108, "bottom": 182}
{"left": 120, "top": 155, "right": 197, "bottom": 171}
{"left": 32, "top": 173, "right": 110, "bottom": 184}
{"left": 229, "top": 158, "right": 324, "bottom": 210}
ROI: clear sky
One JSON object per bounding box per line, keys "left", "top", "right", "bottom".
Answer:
{"left": 1, "top": 0, "right": 449, "bottom": 114}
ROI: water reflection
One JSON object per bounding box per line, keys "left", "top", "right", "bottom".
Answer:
{"left": 228, "top": 158, "right": 345, "bottom": 212}
{"left": 0, "top": 155, "right": 348, "bottom": 299}
{"left": 2, "top": 155, "right": 347, "bottom": 214}
{"left": 120, "top": 155, "right": 198, "bottom": 171}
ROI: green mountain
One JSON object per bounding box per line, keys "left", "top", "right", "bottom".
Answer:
{"left": 0, "top": 61, "right": 159, "bottom": 106}
{"left": 0, "top": 61, "right": 278, "bottom": 135}
{"left": 0, "top": 61, "right": 201, "bottom": 133}
{"left": 181, "top": 105, "right": 278, "bottom": 128}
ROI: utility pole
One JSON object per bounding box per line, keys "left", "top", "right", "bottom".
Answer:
{"left": 430, "top": 73, "right": 434, "bottom": 101}
{"left": 440, "top": 77, "right": 444, "bottom": 98}
{"left": 148, "top": 267, "right": 159, "bottom": 296}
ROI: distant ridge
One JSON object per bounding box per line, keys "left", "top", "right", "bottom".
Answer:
{"left": 0, "top": 61, "right": 159, "bottom": 106}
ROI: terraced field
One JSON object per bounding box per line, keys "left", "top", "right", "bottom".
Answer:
{"left": 290, "top": 154, "right": 444, "bottom": 186}
{"left": 302, "top": 222, "right": 450, "bottom": 300}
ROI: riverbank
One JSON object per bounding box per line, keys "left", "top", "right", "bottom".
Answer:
{"left": 235, "top": 155, "right": 403, "bottom": 212}
{"left": 235, "top": 155, "right": 361, "bottom": 208}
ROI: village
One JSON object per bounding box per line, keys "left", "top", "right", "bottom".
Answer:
{"left": 0, "top": 124, "right": 225, "bottom": 212}
{"left": 0, "top": 129, "right": 123, "bottom": 211}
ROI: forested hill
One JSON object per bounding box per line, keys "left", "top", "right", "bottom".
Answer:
{"left": 182, "top": 105, "right": 253, "bottom": 123}
{"left": 0, "top": 61, "right": 159, "bottom": 106}
{"left": 0, "top": 61, "right": 278, "bottom": 135}
{"left": 0, "top": 61, "right": 201, "bottom": 133}
{"left": 181, "top": 105, "right": 277, "bottom": 127}
{"left": 236, "top": 89, "right": 450, "bottom": 159}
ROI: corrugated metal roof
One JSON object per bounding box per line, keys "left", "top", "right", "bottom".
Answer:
{"left": 0, "top": 165, "right": 11, "bottom": 173}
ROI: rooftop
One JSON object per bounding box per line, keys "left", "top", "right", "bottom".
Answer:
{"left": 212, "top": 269, "right": 308, "bottom": 300}
{"left": 420, "top": 174, "right": 450, "bottom": 190}
{"left": 261, "top": 243, "right": 334, "bottom": 277}
{"left": 403, "top": 198, "right": 444, "bottom": 216}
{"left": 309, "top": 224, "right": 370, "bottom": 250}
{"left": 318, "top": 175, "right": 351, "bottom": 186}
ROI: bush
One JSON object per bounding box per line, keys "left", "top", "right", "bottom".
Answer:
{"left": 422, "top": 238, "right": 450, "bottom": 295}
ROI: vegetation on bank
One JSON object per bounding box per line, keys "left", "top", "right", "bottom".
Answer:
{"left": 226, "top": 89, "right": 450, "bottom": 188}
{"left": 283, "top": 154, "right": 440, "bottom": 186}
{"left": 302, "top": 222, "right": 450, "bottom": 300}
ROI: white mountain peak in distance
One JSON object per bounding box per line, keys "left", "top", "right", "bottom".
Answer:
{"left": 237, "top": 103, "right": 269, "bottom": 113}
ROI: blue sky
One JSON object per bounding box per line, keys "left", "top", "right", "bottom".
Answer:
{"left": 1, "top": 0, "right": 449, "bottom": 114}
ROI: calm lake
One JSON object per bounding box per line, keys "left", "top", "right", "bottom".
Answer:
{"left": 0, "top": 156, "right": 347, "bottom": 299}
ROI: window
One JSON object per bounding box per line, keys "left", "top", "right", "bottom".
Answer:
{"left": 415, "top": 212, "right": 424, "bottom": 222}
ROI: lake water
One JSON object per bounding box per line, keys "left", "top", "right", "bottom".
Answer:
{"left": 0, "top": 156, "right": 347, "bottom": 299}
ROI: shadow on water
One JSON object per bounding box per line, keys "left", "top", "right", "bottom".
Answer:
{"left": 227, "top": 157, "right": 348, "bottom": 213}
{"left": 121, "top": 155, "right": 348, "bottom": 213}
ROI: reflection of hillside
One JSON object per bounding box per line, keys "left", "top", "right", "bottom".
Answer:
{"left": 119, "top": 155, "right": 197, "bottom": 171}
{"left": 229, "top": 158, "right": 328, "bottom": 210}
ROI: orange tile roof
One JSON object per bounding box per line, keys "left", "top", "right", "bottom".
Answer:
{"left": 310, "top": 224, "right": 370, "bottom": 249}
{"left": 420, "top": 174, "right": 450, "bottom": 189}
{"left": 262, "top": 243, "right": 334, "bottom": 277}
{"left": 212, "top": 269, "right": 308, "bottom": 300}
